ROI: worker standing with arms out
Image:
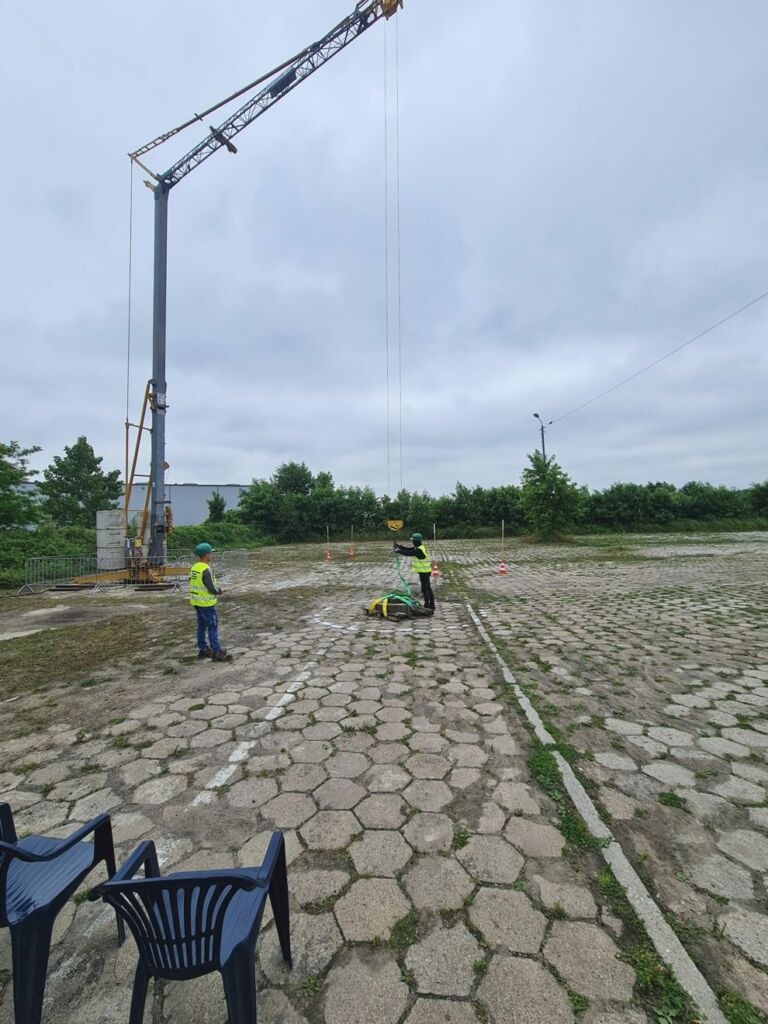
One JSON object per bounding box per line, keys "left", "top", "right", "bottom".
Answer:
{"left": 189, "top": 543, "right": 233, "bottom": 662}
{"left": 394, "top": 532, "right": 436, "bottom": 612}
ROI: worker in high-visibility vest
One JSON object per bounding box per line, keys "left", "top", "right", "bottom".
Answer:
{"left": 394, "top": 532, "right": 435, "bottom": 611}
{"left": 189, "top": 542, "right": 233, "bottom": 662}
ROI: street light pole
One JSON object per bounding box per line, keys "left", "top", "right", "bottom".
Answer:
{"left": 533, "top": 412, "right": 552, "bottom": 460}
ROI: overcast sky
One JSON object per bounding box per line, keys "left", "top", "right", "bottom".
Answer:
{"left": 2, "top": 1, "right": 767, "bottom": 497}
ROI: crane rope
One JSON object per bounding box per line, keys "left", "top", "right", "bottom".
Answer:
{"left": 383, "top": 19, "right": 404, "bottom": 497}
{"left": 125, "top": 160, "right": 135, "bottom": 423}
{"left": 384, "top": 25, "right": 392, "bottom": 497}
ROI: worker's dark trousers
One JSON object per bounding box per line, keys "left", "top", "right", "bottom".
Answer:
{"left": 418, "top": 572, "right": 435, "bottom": 610}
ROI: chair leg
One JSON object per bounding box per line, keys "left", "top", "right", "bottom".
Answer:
{"left": 129, "top": 962, "right": 151, "bottom": 1024}
{"left": 222, "top": 949, "right": 258, "bottom": 1024}
{"left": 10, "top": 912, "right": 55, "bottom": 1024}
{"left": 103, "top": 846, "right": 126, "bottom": 946}
{"left": 268, "top": 841, "right": 292, "bottom": 968}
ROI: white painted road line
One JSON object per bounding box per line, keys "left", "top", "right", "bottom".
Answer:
{"left": 189, "top": 653, "right": 327, "bottom": 808}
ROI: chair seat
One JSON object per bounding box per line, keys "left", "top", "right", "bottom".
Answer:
{"left": 5, "top": 836, "right": 94, "bottom": 924}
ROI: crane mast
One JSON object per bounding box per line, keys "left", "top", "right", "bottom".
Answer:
{"left": 137, "top": 0, "right": 403, "bottom": 559}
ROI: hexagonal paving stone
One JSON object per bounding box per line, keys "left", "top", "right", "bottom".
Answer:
{"left": 365, "top": 764, "right": 411, "bottom": 793}
{"left": 719, "top": 910, "right": 768, "bottom": 967}
{"left": 641, "top": 762, "right": 697, "bottom": 787}
{"left": 133, "top": 775, "right": 188, "bottom": 805}
{"left": 456, "top": 836, "right": 523, "bottom": 885}
{"left": 405, "top": 1000, "right": 477, "bottom": 1024}
{"left": 291, "top": 868, "right": 350, "bottom": 907}
{"left": 531, "top": 876, "right": 597, "bottom": 918}
{"left": 544, "top": 921, "right": 635, "bottom": 1000}
{"left": 261, "top": 793, "right": 317, "bottom": 828}
{"left": 715, "top": 829, "right": 768, "bottom": 872}
{"left": 691, "top": 854, "right": 754, "bottom": 900}
{"left": 326, "top": 752, "right": 370, "bottom": 778}
{"left": 226, "top": 777, "right": 278, "bottom": 809}
{"left": 478, "top": 955, "right": 574, "bottom": 1024}
{"left": 314, "top": 778, "right": 367, "bottom": 810}
{"left": 334, "top": 878, "right": 411, "bottom": 942}
{"left": 323, "top": 950, "right": 409, "bottom": 1024}
{"left": 405, "top": 753, "right": 451, "bottom": 779}
{"left": 369, "top": 743, "right": 410, "bottom": 764}
{"left": 70, "top": 787, "right": 121, "bottom": 820}
{"left": 279, "top": 763, "right": 327, "bottom": 792}
{"left": 349, "top": 830, "right": 412, "bottom": 876}
{"left": 448, "top": 744, "right": 488, "bottom": 768}
{"left": 237, "top": 829, "right": 302, "bottom": 868}
{"left": 493, "top": 782, "right": 540, "bottom": 815}
{"left": 405, "top": 922, "right": 480, "bottom": 996}
{"left": 408, "top": 733, "right": 448, "bottom": 753}
{"left": 403, "top": 812, "right": 454, "bottom": 854}
{"left": 291, "top": 740, "right": 333, "bottom": 763}
{"left": 402, "top": 855, "right": 473, "bottom": 910}
{"left": 355, "top": 794, "right": 407, "bottom": 829}
{"left": 469, "top": 888, "right": 547, "bottom": 952}
{"left": 403, "top": 780, "right": 453, "bottom": 812}
{"left": 505, "top": 819, "right": 565, "bottom": 859}
{"left": 260, "top": 911, "right": 342, "bottom": 983}
{"left": 300, "top": 810, "right": 360, "bottom": 850}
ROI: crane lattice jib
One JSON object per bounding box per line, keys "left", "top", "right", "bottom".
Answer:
{"left": 157, "top": 0, "right": 402, "bottom": 191}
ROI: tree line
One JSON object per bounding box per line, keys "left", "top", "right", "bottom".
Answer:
{"left": 222, "top": 456, "right": 767, "bottom": 542}
{"left": 1, "top": 440, "right": 766, "bottom": 586}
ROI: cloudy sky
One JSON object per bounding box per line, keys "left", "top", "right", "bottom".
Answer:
{"left": 3, "top": 1, "right": 767, "bottom": 497}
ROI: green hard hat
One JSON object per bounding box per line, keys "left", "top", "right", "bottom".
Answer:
{"left": 195, "top": 542, "right": 214, "bottom": 556}
{"left": 411, "top": 532, "right": 423, "bottom": 543}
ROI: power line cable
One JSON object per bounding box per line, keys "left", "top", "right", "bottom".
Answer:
{"left": 552, "top": 288, "right": 768, "bottom": 425}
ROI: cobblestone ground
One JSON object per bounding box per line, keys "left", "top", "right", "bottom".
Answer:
{"left": 0, "top": 535, "right": 765, "bottom": 1022}
{"left": 452, "top": 532, "right": 768, "bottom": 1015}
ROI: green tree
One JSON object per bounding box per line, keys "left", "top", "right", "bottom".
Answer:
{"left": 272, "top": 461, "right": 313, "bottom": 495}
{"left": 206, "top": 490, "right": 226, "bottom": 522}
{"left": 748, "top": 481, "right": 768, "bottom": 517}
{"left": 38, "top": 436, "right": 121, "bottom": 527}
{"left": 520, "top": 451, "right": 582, "bottom": 539}
{"left": 0, "top": 441, "right": 41, "bottom": 530}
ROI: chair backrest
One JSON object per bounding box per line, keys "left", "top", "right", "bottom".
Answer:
{"left": 0, "top": 803, "right": 19, "bottom": 927}
{"left": 98, "top": 876, "right": 245, "bottom": 977}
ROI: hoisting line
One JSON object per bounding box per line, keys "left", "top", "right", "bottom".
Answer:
{"left": 125, "top": 161, "right": 135, "bottom": 428}
{"left": 395, "top": 16, "right": 404, "bottom": 493}
{"left": 384, "top": 24, "right": 392, "bottom": 496}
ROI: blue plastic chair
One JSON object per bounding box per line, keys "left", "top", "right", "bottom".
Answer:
{"left": 0, "top": 801, "right": 124, "bottom": 1024}
{"left": 90, "top": 832, "right": 291, "bottom": 1024}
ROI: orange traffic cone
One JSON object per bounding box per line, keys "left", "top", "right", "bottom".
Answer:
{"left": 499, "top": 561, "right": 507, "bottom": 576}
{"left": 431, "top": 562, "right": 442, "bottom": 578}
{"left": 324, "top": 549, "right": 332, "bottom": 562}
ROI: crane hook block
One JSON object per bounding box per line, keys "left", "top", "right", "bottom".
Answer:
{"left": 209, "top": 127, "right": 238, "bottom": 154}
{"left": 380, "top": 0, "right": 403, "bottom": 17}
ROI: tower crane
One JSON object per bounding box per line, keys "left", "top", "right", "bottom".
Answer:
{"left": 129, "top": 0, "right": 404, "bottom": 560}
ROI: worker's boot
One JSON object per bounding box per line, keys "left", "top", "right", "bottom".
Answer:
{"left": 198, "top": 647, "right": 213, "bottom": 660}
{"left": 212, "top": 649, "right": 234, "bottom": 663}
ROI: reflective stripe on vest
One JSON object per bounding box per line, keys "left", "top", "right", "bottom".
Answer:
{"left": 411, "top": 544, "right": 431, "bottom": 574}
{"left": 189, "top": 561, "right": 217, "bottom": 607}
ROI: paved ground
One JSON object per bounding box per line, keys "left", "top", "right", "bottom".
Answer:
{"left": 0, "top": 535, "right": 766, "bottom": 1023}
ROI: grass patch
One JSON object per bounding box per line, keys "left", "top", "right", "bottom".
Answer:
{"left": 595, "top": 868, "right": 699, "bottom": 1024}
{"left": 719, "top": 991, "right": 767, "bottom": 1024}
{"left": 389, "top": 909, "right": 419, "bottom": 953}
{"left": 658, "top": 791, "right": 688, "bottom": 811}
{"left": 452, "top": 827, "right": 470, "bottom": 850}
{"left": 527, "top": 744, "right": 606, "bottom": 851}
{"left": 568, "top": 991, "right": 590, "bottom": 1014}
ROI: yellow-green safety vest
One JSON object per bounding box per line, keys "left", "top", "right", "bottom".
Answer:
{"left": 411, "top": 544, "right": 431, "bottom": 574}
{"left": 189, "top": 561, "right": 217, "bottom": 607}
